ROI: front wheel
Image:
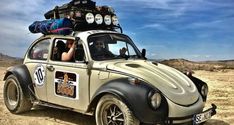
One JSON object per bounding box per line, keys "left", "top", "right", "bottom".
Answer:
{"left": 3, "top": 75, "right": 32, "bottom": 114}
{"left": 95, "top": 94, "right": 140, "bottom": 125}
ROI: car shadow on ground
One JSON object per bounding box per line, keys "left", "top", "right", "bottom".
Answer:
{"left": 21, "top": 106, "right": 230, "bottom": 125}
{"left": 21, "top": 106, "right": 96, "bottom": 125}
{"left": 205, "top": 119, "right": 230, "bottom": 125}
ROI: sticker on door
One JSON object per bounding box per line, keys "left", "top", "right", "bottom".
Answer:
{"left": 34, "top": 64, "right": 46, "bottom": 87}
{"left": 54, "top": 71, "right": 79, "bottom": 99}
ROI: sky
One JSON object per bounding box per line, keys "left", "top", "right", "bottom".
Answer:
{"left": 0, "top": 0, "right": 234, "bottom": 61}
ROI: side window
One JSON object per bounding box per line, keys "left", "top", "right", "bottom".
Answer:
{"left": 51, "top": 39, "right": 86, "bottom": 62}
{"left": 29, "top": 39, "right": 50, "bottom": 60}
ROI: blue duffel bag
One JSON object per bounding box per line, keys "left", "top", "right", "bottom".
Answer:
{"left": 29, "top": 18, "right": 73, "bottom": 35}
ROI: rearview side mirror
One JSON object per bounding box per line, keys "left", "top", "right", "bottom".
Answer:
{"left": 142, "top": 49, "right": 147, "bottom": 60}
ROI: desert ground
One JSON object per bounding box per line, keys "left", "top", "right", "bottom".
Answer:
{"left": 0, "top": 66, "right": 233, "bottom": 125}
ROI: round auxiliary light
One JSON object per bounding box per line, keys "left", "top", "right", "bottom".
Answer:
{"left": 112, "top": 15, "right": 119, "bottom": 26}
{"left": 104, "top": 15, "right": 111, "bottom": 25}
{"left": 108, "top": 6, "right": 115, "bottom": 13}
{"left": 85, "top": 13, "right": 94, "bottom": 24}
{"left": 95, "top": 14, "right": 103, "bottom": 25}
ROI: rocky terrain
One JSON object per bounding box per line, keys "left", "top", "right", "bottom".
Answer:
{"left": 161, "top": 59, "right": 234, "bottom": 72}
{"left": 0, "top": 53, "right": 23, "bottom": 67}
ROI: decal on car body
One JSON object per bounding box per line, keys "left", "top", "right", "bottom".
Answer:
{"left": 34, "top": 64, "right": 46, "bottom": 87}
{"left": 54, "top": 71, "right": 79, "bottom": 99}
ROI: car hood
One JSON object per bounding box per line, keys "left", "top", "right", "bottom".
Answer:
{"left": 95, "top": 59, "right": 200, "bottom": 106}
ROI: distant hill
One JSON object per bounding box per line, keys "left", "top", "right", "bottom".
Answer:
{"left": 0, "top": 53, "right": 23, "bottom": 67}
{"left": 0, "top": 53, "right": 19, "bottom": 60}
{"left": 1, "top": 52, "right": 234, "bottom": 71}
{"left": 160, "top": 59, "right": 234, "bottom": 72}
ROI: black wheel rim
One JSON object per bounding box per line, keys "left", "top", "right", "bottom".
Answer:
{"left": 102, "top": 104, "right": 125, "bottom": 125}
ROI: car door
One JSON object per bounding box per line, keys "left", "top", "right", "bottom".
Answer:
{"left": 25, "top": 38, "right": 51, "bottom": 102}
{"left": 46, "top": 38, "right": 90, "bottom": 111}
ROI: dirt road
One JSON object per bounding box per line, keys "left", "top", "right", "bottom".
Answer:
{"left": 194, "top": 70, "right": 234, "bottom": 125}
{"left": 0, "top": 66, "right": 233, "bottom": 125}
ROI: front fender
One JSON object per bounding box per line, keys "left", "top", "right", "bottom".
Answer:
{"left": 187, "top": 75, "right": 208, "bottom": 101}
{"left": 88, "top": 78, "right": 168, "bottom": 124}
{"left": 4, "top": 65, "right": 35, "bottom": 100}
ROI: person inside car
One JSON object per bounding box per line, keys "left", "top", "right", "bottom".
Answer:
{"left": 53, "top": 40, "right": 66, "bottom": 61}
{"left": 90, "top": 39, "right": 114, "bottom": 60}
{"left": 119, "top": 47, "right": 128, "bottom": 58}
{"left": 61, "top": 39, "right": 76, "bottom": 62}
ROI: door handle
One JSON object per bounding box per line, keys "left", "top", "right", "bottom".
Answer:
{"left": 46, "top": 65, "right": 55, "bottom": 71}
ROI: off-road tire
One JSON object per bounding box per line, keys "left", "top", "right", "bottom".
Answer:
{"left": 95, "top": 94, "right": 140, "bottom": 125}
{"left": 3, "top": 75, "right": 32, "bottom": 114}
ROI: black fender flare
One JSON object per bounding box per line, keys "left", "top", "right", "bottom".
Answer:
{"left": 187, "top": 75, "right": 208, "bottom": 101}
{"left": 88, "top": 78, "right": 168, "bottom": 124}
{"left": 3, "top": 65, "right": 34, "bottom": 100}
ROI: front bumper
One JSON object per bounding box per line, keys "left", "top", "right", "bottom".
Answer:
{"left": 164, "top": 104, "right": 217, "bottom": 125}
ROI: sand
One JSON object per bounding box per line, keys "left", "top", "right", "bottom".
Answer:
{"left": 0, "top": 66, "right": 233, "bottom": 125}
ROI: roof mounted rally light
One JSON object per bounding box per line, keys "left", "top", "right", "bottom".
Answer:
{"left": 44, "top": 0, "right": 122, "bottom": 32}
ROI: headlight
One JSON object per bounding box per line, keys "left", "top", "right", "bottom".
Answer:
{"left": 112, "top": 15, "right": 119, "bottom": 26}
{"left": 149, "top": 91, "right": 161, "bottom": 110}
{"left": 95, "top": 14, "right": 103, "bottom": 25}
{"left": 104, "top": 15, "right": 111, "bottom": 25}
{"left": 201, "top": 84, "right": 208, "bottom": 97}
{"left": 85, "top": 13, "right": 94, "bottom": 24}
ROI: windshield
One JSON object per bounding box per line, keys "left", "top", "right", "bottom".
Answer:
{"left": 88, "top": 34, "right": 142, "bottom": 61}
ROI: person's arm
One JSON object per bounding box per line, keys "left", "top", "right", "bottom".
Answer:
{"left": 61, "top": 43, "right": 75, "bottom": 61}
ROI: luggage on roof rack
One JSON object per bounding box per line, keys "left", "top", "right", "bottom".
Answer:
{"left": 29, "top": 18, "right": 73, "bottom": 35}
{"left": 29, "top": 0, "right": 122, "bottom": 35}
{"left": 43, "top": 0, "right": 122, "bottom": 32}
{"left": 44, "top": 0, "right": 96, "bottom": 19}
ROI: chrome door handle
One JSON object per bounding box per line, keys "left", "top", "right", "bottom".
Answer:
{"left": 46, "top": 65, "right": 55, "bottom": 71}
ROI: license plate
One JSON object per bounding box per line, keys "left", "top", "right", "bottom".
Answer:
{"left": 193, "top": 109, "right": 213, "bottom": 124}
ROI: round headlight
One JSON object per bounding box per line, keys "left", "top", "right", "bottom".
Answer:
{"left": 104, "top": 15, "right": 111, "bottom": 25}
{"left": 85, "top": 13, "right": 94, "bottom": 24}
{"left": 201, "top": 84, "right": 208, "bottom": 97}
{"left": 150, "top": 92, "right": 161, "bottom": 110}
{"left": 112, "top": 15, "right": 119, "bottom": 26}
{"left": 95, "top": 14, "right": 103, "bottom": 25}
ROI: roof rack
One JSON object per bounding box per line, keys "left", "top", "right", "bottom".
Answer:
{"left": 44, "top": 0, "right": 123, "bottom": 33}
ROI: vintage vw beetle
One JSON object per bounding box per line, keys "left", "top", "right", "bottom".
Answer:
{"left": 3, "top": 30, "right": 216, "bottom": 125}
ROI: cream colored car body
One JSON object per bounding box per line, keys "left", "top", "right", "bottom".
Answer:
{"left": 24, "top": 30, "right": 205, "bottom": 121}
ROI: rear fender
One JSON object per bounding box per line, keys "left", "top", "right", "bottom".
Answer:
{"left": 3, "top": 65, "right": 35, "bottom": 100}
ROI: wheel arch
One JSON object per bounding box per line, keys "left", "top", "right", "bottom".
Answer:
{"left": 87, "top": 78, "right": 168, "bottom": 124}
{"left": 187, "top": 75, "right": 208, "bottom": 101}
{"left": 87, "top": 89, "right": 131, "bottom": 114}
{"left": 3, "top": 65, "right": 35, "bottom": 100}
